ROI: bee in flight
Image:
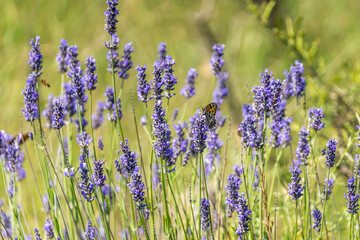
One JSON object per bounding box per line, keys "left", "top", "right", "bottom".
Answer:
{"left": 202, "top": 102, "right": 218, "bottom": 129}
{"left": 40, "top": 79, "right": 50, "bottom": 87}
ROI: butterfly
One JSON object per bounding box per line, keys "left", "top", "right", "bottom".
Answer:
{"left": 202, "top": 102, "right": 218, "bottom": 129}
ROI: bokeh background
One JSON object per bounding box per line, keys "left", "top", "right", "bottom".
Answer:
{"left": 1, "top": 0, "right": 360, "bottom": 236}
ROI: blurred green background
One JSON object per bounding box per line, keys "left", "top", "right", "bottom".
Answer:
{"left": 1, "top": 0, "right": 360, "bottom": 236}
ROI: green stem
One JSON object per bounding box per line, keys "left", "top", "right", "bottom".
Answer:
{"left": 320, "top": 167, "right": 331, "bottom": 238}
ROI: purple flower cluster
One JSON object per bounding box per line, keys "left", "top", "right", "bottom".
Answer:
{"left": 92, "top": 101, "right": 105, "bottom": 129}
{"left": 119, "top": 139, "right": 138, "bottom": 176}
{"left": 235, "top": 193, "right": 251, "bottom": 240}
{"left": 136, "top": 65, "right": 151, "bottom": 102}
{"left": 210, "top": 44, "right": 225, "bottom": 76}
{"left": 104, "top": 87, "right": 122, "bottom": 121}
{"left": 288, "top": 166, "right": 305, "bottom": 200}
{"left": 98, "top": 137, "right": 104, "bottom": 151}
{"left": 105, "top": 34, "right": 120, "bottom": 73}
{"left": 128, "top": 171, "right": 146, "bottom": 209}
{"left": 84, "top": 56, "right": 98, "bottom": 91}
{"left": 5, "top": 142, "right": 25, "bottom": 178}
{"left": 151, "top": 61, "right": 164, "bottom": 100}
{"left": 225, "top": 174, "right": 242, "bottom": 214}
{"left": 171, "top": 121, "right": 188, "bottom": 165}
{"left": 191, "top": 110, "right": 208, "bottom": 153}
{"left": 78, "top": 162, "right": 95, "bottom": 202}
{"left": 323, "top": 178, "right": 335, "bottom": 200}
{"left": 238, "top": 105, "right": 263, "bottom": 149}
{"left": 76, "top": 132, "right": 92, "bottom": 163}
{"left": 43, "top": 94, "right": 54, "bottom": 128}
{"left": 22, "top": 74, "right": 39, "bottom": 121}
{"left": 1, "top": 211, "right": 12, "bottom": 238}
{"left": 158, "top": 42, "right": 167, "bottom": 62}
{"left": 43, "top": 218, "right": 55, "bottom": 239}
{"left": 205, "top": 130, "right": 223, "bottom": 176}
{"left": 104, "top": 0, "right": 119, "bottom": 35}
{"left": 118, "top": 42, "right": 133, "bottom": 79}
{"left": 270, "top": 101, "right": 292, "bottom": 148}
{"left": 92, "top": 159, "right": 106, "bottom": 187}
{"left": 212, "top": 72, "right": 229, "bottom": 106}
{"left": 34, "top": 227, "right": 42, "bottom": 240}
{"left": 162, "top": 55, "right": 177, "bottom": 98}
{"left": 345, "top": 176, "right": 359, "bottom": 214}
{"left": 283, "top": 60, "right": 306, "bottom": 99}
{"left": 180, "top": 68, "right": 197, "bottom": 98}
{"left": 51, "top": 98, "right": 65, "bottom": 130}
{"left": 309, "top": 107, "right": 325, "bottom": 131}
{"left": 84, "top": 220, "right": 96, "bottom": 240}
{"left": 321, "top": 139, "right": 337, "bottom": 168}
{"left": 28, "top": 36, "right": 43, "bottom": 76}
{"left": 200, "top": 198, "right": 211, "bottom": 231}
{"left": 63, "top": 81, "right": 77, "bottom": 119}
{"left": 312, "top": 209, "right": 322, "bottom": 232}
{"left": 152, "top": 100, "right": 174, "bottom": 166}
{"left": 56, "top": 39, "right": 69, "bottom": 73}
{"left": 295, "top": 127, "right": 310, "bottom": 165}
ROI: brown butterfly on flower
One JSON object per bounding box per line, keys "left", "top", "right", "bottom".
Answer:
{"left": 202, "top": 102, "right": 218, "bottom": 129}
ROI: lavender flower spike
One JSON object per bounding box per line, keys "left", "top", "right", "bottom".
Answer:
{"left": 56, "top": 39, "right": 68, "bottom": 73}
{"left": 321, "top": 139, "right": 337, "bottom": 168}
{"left": 191, "top": 110, "right": 208, "bottom": 153}
{"left": 136, "top": 65, "right": 151, "bottom": 102}
{"left": 309, "top": 107, "right": 325, "bottom": 131}
{"left": 295, "top": 127, "right": 310, "bottom": 165}
{"left": 34, "top": 227, "right": 42, "bottom": 240}
{"left": 200, "top": 198, "right": 211, "bottom": 231}
{"left": 345, "top": 176, "right": 359, "bottom": 214}
{"left": 288, "top": 166, "right": 305, "bottom": 200}
{"left": 29, "top": 36, "right": 43, "bottom": 76}
{"left": 84, "top": 220, "right": 96, "bottom": 240}
{"left": 312, "top": 209, "right": 322, "bottom": 232}
{"left": 118, "top": 42, "right": 133, "bottom": 80}
{"left": 128, "top": 170, "right": 146, "bottom": 209}
{"left": 104, "top": 0, "right": 119, "bottom": 35}
{"left": 78, "top": 162, "right": 95, "bottom": 202}
{"left": 92, "top": 159, "right": 106, "bottom": 187}
{"left": 43, "top": 218, "right": 55, "bottom": 239}
{"left": 210, "top": 43, "right": 225, "bottom": 76}
{"left": 225, "top": 174, "right": 241, "bottom": 214}
{"left": 158, "top": 42, "right": 167, "bottom": 61}
{"left": 84, "top": 56, "right": 98, "bottom": 91}
{"left": 51, "top": 98, "right": 65, "bottom": 130}
{"left": 323, "top": 178, "right": 335, "bottom": 200}
{"left": 119, "top": 139, "right": 138, "bottom": 176}
{"left": 151, "top": 61, "right": 164, "bottom": 100}
{"left": 180, "top": 68, "right": 197, "bottom": 98}
{"left": 236, "top": 193, "right": 252, "bottom": 239}
{"left": 283, "top": 60, "right": 306, "bottom": 99}
{"left": 22, "top": 74, "right": 39, "bottom": 121}
{"left": 162, "top": 55, "right": 177, "bottom": 98}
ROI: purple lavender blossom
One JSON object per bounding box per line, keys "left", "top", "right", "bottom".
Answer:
{"left": 152, "top": 100, "right": 174, "bottom": 166}
{"left": 171, "top": 121, "right": 188, "bottom": 165}
{"left": 104, "top": 34, "right": 120, "bottom": 73}
{"left": 76, "top": 132, "right": 92, "bottom": 163}
{"left": 200, "top": 198, "right": 211, "bottom": 231}
{"left": 118, "top": 42, "right": 133, "bottom": 79}
{"left": 78, "top": 162, "right": 95, "bottom": 202}
{"left": 191, "top": 110, "right": 208, "bottom": 153}
{"left": 233, "top": 165, "right": 244, "bottom": 177}
{"left": 84, "top": 220, "right": 96, "bottom": 240}
{"left": 63, "top": 81, "right": 77, "bottom": 119}
{"left": 28, "top": 36, "right": 43, "bottom": 76}
{"left": 270, "top": 100, "right": 292, "bottom": 148}
{"left": 180, "top": 68, "right": 197, "bottom": 98}
{"left": 210, "top": 43, "right": 225, "bottom": 76}
{"left": 34, "top": 228, "right": 42, "bottom": 240}
{"left": 1, "top": 211, "right": 12, "bottom": 237}
{"left": 43, "top": 218, "right": 55, "bottom": 239}
{"left": 92, "top": 101, "right": 105, "bottom": 129}
{"left": 56, "top": 39, "right": 68, "bottom": 73}
{"left": 295, "top": 127, "right": 310, "bottom": 165}
{"left": 288, "top": 166, "right": 305, "bottom": 200}
{"left": 5, "top": 142, "right": 24, "bottom": 174}
{"left": 84, "top": 57, "right": 98, "bottom": 91}
{"left": 225, "top": 174, "right": 242, "bottom": 214}
{"left": 205, "top": 130, "right": 223, "bottom": 176}
{"left": 213, "top": 72, "right": 228, "bottom": 106}
{"left": 162, "top": 55, "right": 177, "bottom": 98}
{"left": 323, "top": 178, "right": 335, "bottom": 200}
{"left": 236, "top": 193, "right": 251, "bottom": 239}
{"left": 7, "top": 178, "right": 16, "bottom": 198}
{"left": 43, "top": 94, "right": 54, "bottom": 128}
{"left": 158, "top": 42, "right": 167, "bottom": 62}
{"left": 283, "top": 60, "right": 306, "bottom": 99}
{"left": 22, "top": 74, "right": 39, "bottom": 121}
{"left": 51, "top": 98, "right": 65, "bottom": 130}
{"left": 104, "top": 87, "right": 122, "bottom": 121}
{"left": 151, "top": 61, "right": 164, "bottom": 100}
{"left": 136, "top": 65, "right": 151, "bottom": 102}
{"left": 238, "top": 105, "right": 263, "bottom": 148}
{"left": 321, "top": 139, "right": 337, "bottom": 168}
{"left": 63, "top": 167, "right": 75, "bottom": 178}
{"left": 312, "top": 209, "right": 322, "bottom": 232}
{"left": 309, "top": 107, "right": 325, "bottom": 131}
{"left": 345, "top": 176, "right": 359, "bottom": 214}
{"left": 98, "top": 137, "right": 104, "bottom": 151}
{"left": 140, "top": 116, "right": 147, "bottom": 126}
{"left": 128, "top": 170, "right": 146, "bottom": 209}
{"left": 104, "top": 0, "right": 119, "bottom": 35}
{"left": 119, "top": 139, "right": 138, "bottom": 176}
{"left": 92, "top": 159, "right": 106, "bottom": 187}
